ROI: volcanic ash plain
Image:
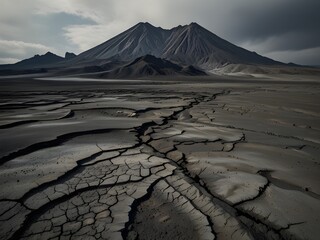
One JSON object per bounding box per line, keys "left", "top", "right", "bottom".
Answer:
{"left": 0, "top": 77, "right": 319, "bottom": 240}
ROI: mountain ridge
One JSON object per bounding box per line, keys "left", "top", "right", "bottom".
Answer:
{"left": 0, "top": 51, "right": 77, "bottom": 70}
{"left": 97, "top": 54, "right": 207, "bottom": 78}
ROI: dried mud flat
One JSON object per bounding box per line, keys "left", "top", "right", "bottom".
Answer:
{"left": 0, "top": 77, "right": 319, "bottom": 240}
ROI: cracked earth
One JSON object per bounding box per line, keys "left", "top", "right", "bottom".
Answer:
{"left": 0, "top": 78, "right": 319, "bottom": 240}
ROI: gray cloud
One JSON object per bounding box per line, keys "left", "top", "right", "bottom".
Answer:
{"left": 265, "top": 47, "right": 320, "bottom": 66}
{"left": 0, "top": 0, "right": 319, "bottom": 65}
{"left": 221, "top": 1, "right": 320, "bottom": 52}
{"left": 0, "top": 39, "right": 54, "bottom": 61}
{"left": 222, "top": 1, "right": 318, "bottom": 36}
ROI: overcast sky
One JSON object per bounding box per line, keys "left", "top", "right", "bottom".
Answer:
{"left": 1, "top": 0, "right": 319, "bottom": 65}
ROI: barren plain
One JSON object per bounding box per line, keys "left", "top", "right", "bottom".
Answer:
{"left": 0, "top": 75, "right": 319, "bottom": 240}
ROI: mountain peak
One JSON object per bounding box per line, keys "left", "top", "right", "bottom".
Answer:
{"left": 138, "top": 21, "right": 151, "bottom": 25}
{"left": 45, "top": 51, "right": 54, "bottom": 56}
{"left": 136, "top": 22, "right": 156, "bottom": 28}
{"left": 139, "top": 54, "right": 158, "bottom": 61}
{"left": 65, "top": 52, "right": 77, "bottom": 60}
{"left": 189, "top": 22, "right": 200, "bottom": 27}
{"left": 128, "top": 54, "right": 165, "bottom": 67}
{"left": 34, "top": 52, "right": 55, "bottom": 58}
{"left": 186, "top": 22, "right": 204, "bottom": 31}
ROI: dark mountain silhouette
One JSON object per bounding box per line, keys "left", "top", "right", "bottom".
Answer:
{"left": 0, "top": 52, "right": 64, "bottom": 70}
{"left": 65, "top": 52, "right": 77, "bottom": 60}
{"left": 98, "top": 54, "right": 206, "bottom": 78}
{"left": 13, "top": 52, "right": 64, "bottom": 69}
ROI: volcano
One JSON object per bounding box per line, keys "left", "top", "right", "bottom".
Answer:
{"left": 72, "top": 22, "right": 281, "bottom": 70}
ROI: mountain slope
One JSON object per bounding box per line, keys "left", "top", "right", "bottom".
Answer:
{"left": 76, "top": 22, "right": 171, "bottom": 61}
{"left": 162, "top": 23, "right": 280, "bottom": 69}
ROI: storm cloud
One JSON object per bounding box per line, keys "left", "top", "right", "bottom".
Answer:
{"left": 0, "top": 0, "right": 319, "bottom": 65}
